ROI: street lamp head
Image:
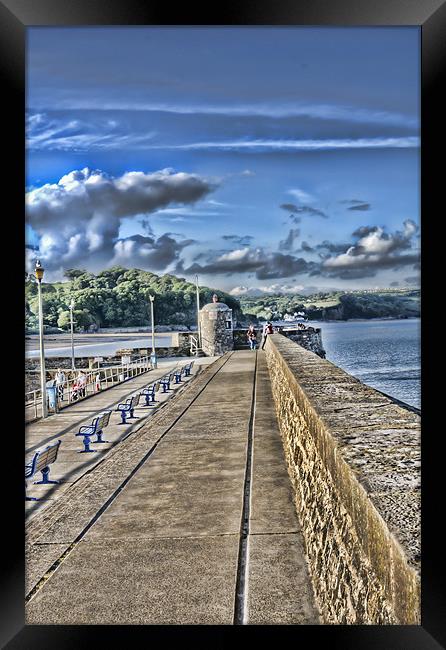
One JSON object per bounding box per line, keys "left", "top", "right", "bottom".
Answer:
{"left": 149, "top": 294, "right": 154, "bottom": 303}
{"left": 35, "top": 259, "right": 45, "bottom": 282}
{"left": 70, "top": 299, "right": 75, "bottom": 310}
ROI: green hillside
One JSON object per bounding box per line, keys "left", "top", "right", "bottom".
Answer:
{"left": 239, "top": 289, "right": 420, "bottom": 322}
{"left": 25, "top": 267, "right": 420, "bottom": 331}
{"left": 25, "top": 266, "right": 241, "bottom": 331}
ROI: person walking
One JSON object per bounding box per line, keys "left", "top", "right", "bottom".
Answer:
{"left": 261, "top": 321, "right": 274, "bottom": 350}
{"left": 246, "top": 324, "right": 257, "bottom": 350}
{"left": 55, "top": 368, "right": 66, "bottom": 401}
{"left": 95, "top": 371, "right": 101, "bottom": 393}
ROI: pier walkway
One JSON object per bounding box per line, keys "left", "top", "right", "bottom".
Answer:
{"left": 25, "top": 351, "right": 319, "bottom": 625}
{"left": 25, "top": 356, "right": 216, "bottom": 516}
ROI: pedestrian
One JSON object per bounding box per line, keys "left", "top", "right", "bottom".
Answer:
{"left": 77, "top": 370, "right": 87, "bottom": 398}
{"left": 261, "top": 321, "right": 274, "bottom": 350}
{"left": 95, "top": 371, "right": 101, "bottom": 392}
{"left": 246, "top": 324, "right": 257, "bottom": 350}
{"left": 55, "top": 368, "right": 66, "bottom": 401}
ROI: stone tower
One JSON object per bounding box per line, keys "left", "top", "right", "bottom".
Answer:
{"left": 199, "top": 294, "right": 234, "bottom": 356}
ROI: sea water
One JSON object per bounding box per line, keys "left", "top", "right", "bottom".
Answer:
{"left": 308, "top": 318, "right": 421, "bottom": 410}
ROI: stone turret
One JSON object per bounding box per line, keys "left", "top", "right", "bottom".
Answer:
{"left": 199, "top": 294, "right": 234, "bottom": 356}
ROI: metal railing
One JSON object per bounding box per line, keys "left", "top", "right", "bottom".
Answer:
{"left": 190, "top": 335, "right": 199, "bottom": 356}
{"left": 25, "top": 355, "right": 152, "bottom": 422}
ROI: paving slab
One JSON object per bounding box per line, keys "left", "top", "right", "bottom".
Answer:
{"left": 26, "top": 536, "right": 240, "bottom": 625}
{"left": 86, "top": 438, "right": 247, "bottom": 540}
{"left": 246, "top": 533, "right": 319, "bottom": 624}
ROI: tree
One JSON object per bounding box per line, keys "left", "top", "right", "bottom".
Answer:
{"left": 57, "top": 310, "right": 71, "bottom": 330}
{"left": 64, "top": 268, "right": 87, "bottom": 281}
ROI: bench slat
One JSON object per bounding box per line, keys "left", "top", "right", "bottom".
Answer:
{"left": 32, "top": 440, "right": 61, "bottom": 474}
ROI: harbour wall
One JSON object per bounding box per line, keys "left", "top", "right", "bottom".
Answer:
{"left": 264, "top": 333, "right": 420, "bottom": 624}
{"left": 233, "top": 327, "right": 325, "bottom": 357}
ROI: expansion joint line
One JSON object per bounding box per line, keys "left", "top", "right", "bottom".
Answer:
{"left": 233, "top": 349, "right": 258, "bottom": 625}
{"left": 26, "top": 352, "right": 234, "bottom": 604}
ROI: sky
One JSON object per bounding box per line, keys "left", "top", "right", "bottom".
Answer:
{"left": 26, "top": 27, "right": 420, "bottom": 294}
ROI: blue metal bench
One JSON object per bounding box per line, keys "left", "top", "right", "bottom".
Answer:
{"left": 25, "top": 440, "right": 61, "bottom": 500}
{"left": 75, "top": 410, "right": 112, "bottom": 453}
{"left": 184, "top": 361, "right": 194, "bottom": 376}
{"left": 115, "top": 393, "right": 142, "bottom": 424}
{"left": 141, "top": 381, "right": 160, "bottom": 406}
{"left": 174, "top": 368, "right": 184, "bottom": 384}
{"left": 160, "top": 372, "right": 175, "bottom": 393}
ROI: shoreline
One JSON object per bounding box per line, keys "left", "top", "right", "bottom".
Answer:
{"left": 308, "top": 316, "right": 420, "bottom": 324}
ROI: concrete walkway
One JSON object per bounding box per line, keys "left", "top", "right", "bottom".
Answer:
{"left": 25, "top": 356, "right": 216, "bottom": 517}
{"left": 25, "top": 351, "right": 319, "bottom": 625}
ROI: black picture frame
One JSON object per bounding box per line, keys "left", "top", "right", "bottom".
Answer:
{"left": 2, "top": 0, "right": 445, "bottom": 647}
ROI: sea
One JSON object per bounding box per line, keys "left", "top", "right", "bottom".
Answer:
{"left": 305, "top": 318, "right": 421, "bottom": 410}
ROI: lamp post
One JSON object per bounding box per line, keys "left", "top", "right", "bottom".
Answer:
{"left": 149, "top": 294, "right": 157, "bottom": 368}
{"left": 195, "top": 274, "right": 201, "bottom": 352}
{"left": 35, "top": 259, "right": 48, "bottom": 418}
{"left": 69, "top": 298, "right": 75, "bottom": 370}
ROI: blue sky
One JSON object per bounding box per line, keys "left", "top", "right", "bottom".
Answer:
{"left": 26, "top": 27, "right": 420, "bottom": 294}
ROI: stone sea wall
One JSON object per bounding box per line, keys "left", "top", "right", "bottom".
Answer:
{"left": 281, "top": 328, "right": 325, "bottom": 358}
{"left": 264, "top": 333, "right": 420, "bottom": 625}
{"left": 233, "top": 327, "right": 325, "bottom": 357}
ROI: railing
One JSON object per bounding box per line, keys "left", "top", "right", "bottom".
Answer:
{"left": 25, "top": 355, "right": 152, "bottom": 423}
{"left": 190, "top": 335, "right": 199, "bottom": 356}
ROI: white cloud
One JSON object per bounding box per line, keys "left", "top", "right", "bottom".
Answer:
{"left": 26, "top": 112, "right": 157, "bottom": 151}
{"left": 288, "top": 188, "right": 314, "bottom": 203}
{"left": 154, "top": 137, "right": 419, "bottom": 151}
{"left": 229, "top": 283, "right": 306, "bottom": 296}
{"left": 45, "top": 101, "right": 418, "bottom": 128}
{"left": 26, "top": 167, "right": 216, "bottom": 273}
{"left": 217, "top": 247, "right": 253, "bottom": 262}
{"left": 322, "top": 219, "right": 419, "bottom": 278}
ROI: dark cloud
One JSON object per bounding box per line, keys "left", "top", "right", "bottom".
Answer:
{"left": 177, "top": 218, "right": 419, "bottom": 284}
{"left": 256, "top": 253, "right": 316, "bottom": 279}
{"left": 390, "top": 281, "right": 399, "bottom": 287}
{"left": 340, "top": 199, "right": 371, "bottom": 212}
{"left": 113, "top": 233, "right": 195, "bottom": 271}
{"left": 179, "top": 246, "right": 316, "bottom": 280}
{"left": 301, "top": 241, "right": 314, "bottom": 252}
{"left": 138, "top": 216, "right": 155, "bottom": 236}
{"left": 280, "top": 203, "right": 299, "bottom": 213}
{"left": 279, "top": 228, "right": 300, "bottom": 252}
{"left": 222, "top": 234, "right": 254, "bottom": 246}
{"left": 348, "top": 203, "right": 371, "bottom": 211}
{"left": 280, "top": 203, "right": 328, "bottom": 219}
{"left": 297, "top": 240, "right": 349, "bottom": 256}
{"left": 404, "top": 275, "right": 420, "bottom": 285}
{"left": 319, "top": 240, "right": 351, "bottom": 253}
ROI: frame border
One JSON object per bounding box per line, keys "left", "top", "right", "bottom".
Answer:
{"left": 2, "top": 0, "right": 445, "bottom": 646}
